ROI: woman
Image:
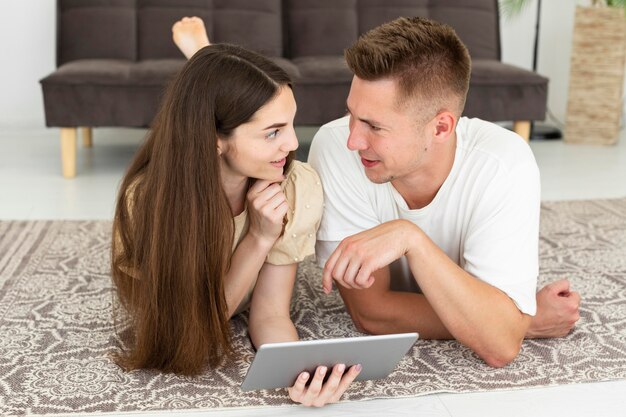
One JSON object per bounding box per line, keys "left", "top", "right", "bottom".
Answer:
{"left": 111, "top": 20, "right": 359, "bottom": 406}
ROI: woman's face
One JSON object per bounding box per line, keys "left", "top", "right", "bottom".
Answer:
{"left": 218, "top": 86, "right": 298, "bottom": 184}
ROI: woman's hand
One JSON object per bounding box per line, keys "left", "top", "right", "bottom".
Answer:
{"left": 246, "top": 179, "right": 288, "bottom": 247}
{"left": 288, "top": 364, "right": 361, "bottom": 407}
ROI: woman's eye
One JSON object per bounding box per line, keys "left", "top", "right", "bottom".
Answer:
{"left": 266, "top": 129, "right": 280, "bottom": 140}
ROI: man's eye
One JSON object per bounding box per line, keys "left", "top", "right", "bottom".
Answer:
{"left": 370, "top": 124, "right": 382, "bottom": 132}
{"left": 266, "top": 129, "right": 280, "bottom": 139}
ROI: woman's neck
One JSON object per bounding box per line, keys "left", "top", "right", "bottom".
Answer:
{"left": 221, "top": 174, "right": 248, "bottom": 217}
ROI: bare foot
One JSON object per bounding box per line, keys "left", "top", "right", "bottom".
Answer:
{"left": 172, "top": 16, "right": 211, "bottom": 59}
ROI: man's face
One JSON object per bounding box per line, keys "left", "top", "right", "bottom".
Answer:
{"left": 346, "top": 76, "right": 432, "bottom": 185}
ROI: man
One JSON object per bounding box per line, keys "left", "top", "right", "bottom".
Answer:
{"left": 308, "top": 16, "right": 580, "bottom": 367}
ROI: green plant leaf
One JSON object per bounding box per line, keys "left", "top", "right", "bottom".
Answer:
{"left": 607, "top": 0, "right": 626, "bottom": 8}
{"left": 499, "top": 0, "right": 533, "bottom": 19}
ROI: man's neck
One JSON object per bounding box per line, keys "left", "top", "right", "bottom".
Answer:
{"left": 391, "top": 133, "right": 457, "bottom": 210}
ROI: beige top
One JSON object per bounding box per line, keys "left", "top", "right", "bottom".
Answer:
{"left": 115, "top": 161, "right": 323, "bottom": 314}
{"left": 232, "top": 160, "right": 323, "bottom": 313}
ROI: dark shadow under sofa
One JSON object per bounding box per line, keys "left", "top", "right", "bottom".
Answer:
{"left": 40, "top": 0, "right": 548, "bottom": 178}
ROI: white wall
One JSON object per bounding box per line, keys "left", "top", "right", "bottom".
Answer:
{"left": 0, "top": 0, "right": 586, "bottom": 128}
{"left": 500, "top": 0, "right": 580, "bottom": 126}
{"left": 0, "top": 1, "right": 56, "bottom": 128}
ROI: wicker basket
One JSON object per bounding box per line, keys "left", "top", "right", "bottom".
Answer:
{"left": 564, "top": 6, "right": 626, "bottom": 145}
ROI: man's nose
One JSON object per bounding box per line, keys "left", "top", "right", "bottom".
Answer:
{"left": 347, "top": 126, "right": 367, "bottom": 151}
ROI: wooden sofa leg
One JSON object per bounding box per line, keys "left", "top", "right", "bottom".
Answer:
{"left": 513, "top": 120, "right": 531, "bottom": 143}
{"left": 81, "top": 127, "right": 93, "bottom": 148}
{"left": 60, "top": 127, "right": 77, "bottom": 178}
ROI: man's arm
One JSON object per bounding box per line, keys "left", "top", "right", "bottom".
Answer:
{"left": 337, "top": 265, "right": 452, "bottom": 339}
{"left": 324, "top": 219, "right": 531, "bottom": 368}
{"left": 528, "top": 279, "right": 580, "bottom": 338}
{"left": 336, "top": 249, "right": 580, "bottom": 344}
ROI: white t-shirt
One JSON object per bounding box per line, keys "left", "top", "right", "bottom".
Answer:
{"left": 308, "top": 116, "right": 540, "bottom": 315}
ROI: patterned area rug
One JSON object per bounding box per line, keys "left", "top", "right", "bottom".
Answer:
{"left": 1, "top": 198, "right": 626, "bottom": 415}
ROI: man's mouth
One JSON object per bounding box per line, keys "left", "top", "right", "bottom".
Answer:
{"left": 360, "top": 156, "right": 379, "bottom": 168}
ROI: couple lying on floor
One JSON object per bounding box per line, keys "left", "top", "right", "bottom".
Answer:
{"left": 111, "top": 16, "right": 581, "bottom": 407}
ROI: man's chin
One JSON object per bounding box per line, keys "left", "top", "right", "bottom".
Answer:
{"left": 364, "top": 170, "right": 392, "bottom": 185}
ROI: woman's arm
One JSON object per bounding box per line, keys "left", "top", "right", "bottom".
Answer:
{"left": 224, "top": 179, "right": 290, "bottom": 317}
{"left": 248, "top": 263, "right": 298, "bottom": 346}
{"left": 223, "top": 235, "right": 276, "bottom": 318}
{"left": 248, "top": 262, "right": 361, "bottom": 407}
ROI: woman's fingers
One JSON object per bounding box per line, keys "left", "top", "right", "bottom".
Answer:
{"left": 287, "top": 371, "right": 310, "bottom": 402}
{"left": 332, "top": 364, "right": 361, "bottom": 401}
{"left": 317, "top": 363, "right": 344, "bottom": 399}
{"left": 293, "top": 364, "right": 361, "bottom": 407}
{"left": 304, "top": 366, "right": 326, "bottom": 400}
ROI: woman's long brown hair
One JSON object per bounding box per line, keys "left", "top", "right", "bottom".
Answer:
{"left": 111, "top": 44, "right": 293, "bottom": 375}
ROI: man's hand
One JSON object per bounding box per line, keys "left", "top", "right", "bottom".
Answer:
{"left": 322, "top": 220, "right": 417, "bottom": 294}
{"left": 288, "top": 364, "right": 361, "bottom": 407}
{"left": 527, "top": 279, "right": 580, "bottom": 338}
{"left": 246, "top": 179, "right": 288, "bottom": 247}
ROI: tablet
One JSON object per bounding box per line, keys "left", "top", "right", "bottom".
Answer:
{"left": 240, "top": 332, "right": 418, "bottom": 391}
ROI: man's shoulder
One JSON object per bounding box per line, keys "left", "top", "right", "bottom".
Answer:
{"left": 309, "top": 116, "right": 353, "bottom": 164}
{"left": 321, "top": 115, "right": 350, "bottom": 130}
{"left": 457, "top": 117, "right": 538, "bottom": 172}
{"left": 310, "top": 116, "right": 350, "bottom": 149}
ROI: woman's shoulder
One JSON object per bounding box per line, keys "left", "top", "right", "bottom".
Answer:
{"left": 266, "top": 160, "right": 323, "bottom": 265}
{"left": 283, "top": 160, "right": 321, "bottom": 187}
{"left": 281, "top": 160, "right": 323, "bottom": 214}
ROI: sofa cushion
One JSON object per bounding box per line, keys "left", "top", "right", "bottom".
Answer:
{"left": 293, "top": 83, "right": 351, "bottom": 126}
{"left": 357, "top": 0, "right": 429, "bottom": 35}
{"left": 130, "top": 59, "right": 187, "bottom": 85}
{"left": 41, "top": 60, "right": 133, "bottom": 85}
{"left": 58, "top": 3, "right": 136, "bottom": 65}
{"left": 292, "top": 56, "right": 352, "bottom": 84}
{"left": 211, "top": 0, "right": 282, "bottom": 57}
{"left": 269, "top": 57, "right": 301, "bottom": 80}
{"left": 285, "top": 0, "right": 358, "bottom": 58}
{"left": 40, "top": 59, "right": 170, "bottom": 127}
{"left": 40, "top": 83, "right": 166, "bottom": 128}
{"left": 137, "top": 6, "right": 213, "bottom": 60}
{"left": 137, "top": 0, "right": 282, "bottom": 59}
{"left": 286, "top": 0, "right": 499, "bottom": 60}
{"left": 464, "top": 60, "right": 548, "bottom": 121}
{"left": 41, "top": 57, "right": 298, "bottom": 90}
{"left": 470, "top": 60, "right": 547, "bottom": 87}
{"left": 290, "top": 56, "right": 352, "bottom": 125}
{"left": 430, "top": 0, "right": 499, "bottom": 60}
{"left": 40, "top": 56, "right": 300, "bottom": 127}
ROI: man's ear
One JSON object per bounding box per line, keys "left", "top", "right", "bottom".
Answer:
{"left": 432, "top": 111, "right": 456, "bottom": 143}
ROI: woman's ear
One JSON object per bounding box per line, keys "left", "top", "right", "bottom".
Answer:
{"left": 216, "top": 136, "right": 225, "bottom": 156}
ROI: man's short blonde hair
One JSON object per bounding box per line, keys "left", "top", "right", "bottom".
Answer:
{"left": 345, "top": 16, "right": 471, "bottom": 120}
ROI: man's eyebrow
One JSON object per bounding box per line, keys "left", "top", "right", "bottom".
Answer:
{"left": 345, "top": 103, "right": 383, "bottom": 126}
{"left": 359, "top": 117, "right": 382, "bottom": 126}
{"left": 262, "top": 122, "right": 287, "bottom": 130}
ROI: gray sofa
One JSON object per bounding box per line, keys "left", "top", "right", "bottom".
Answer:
{"left": 41, "top": 0, "right": 547, "bottom": 178}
